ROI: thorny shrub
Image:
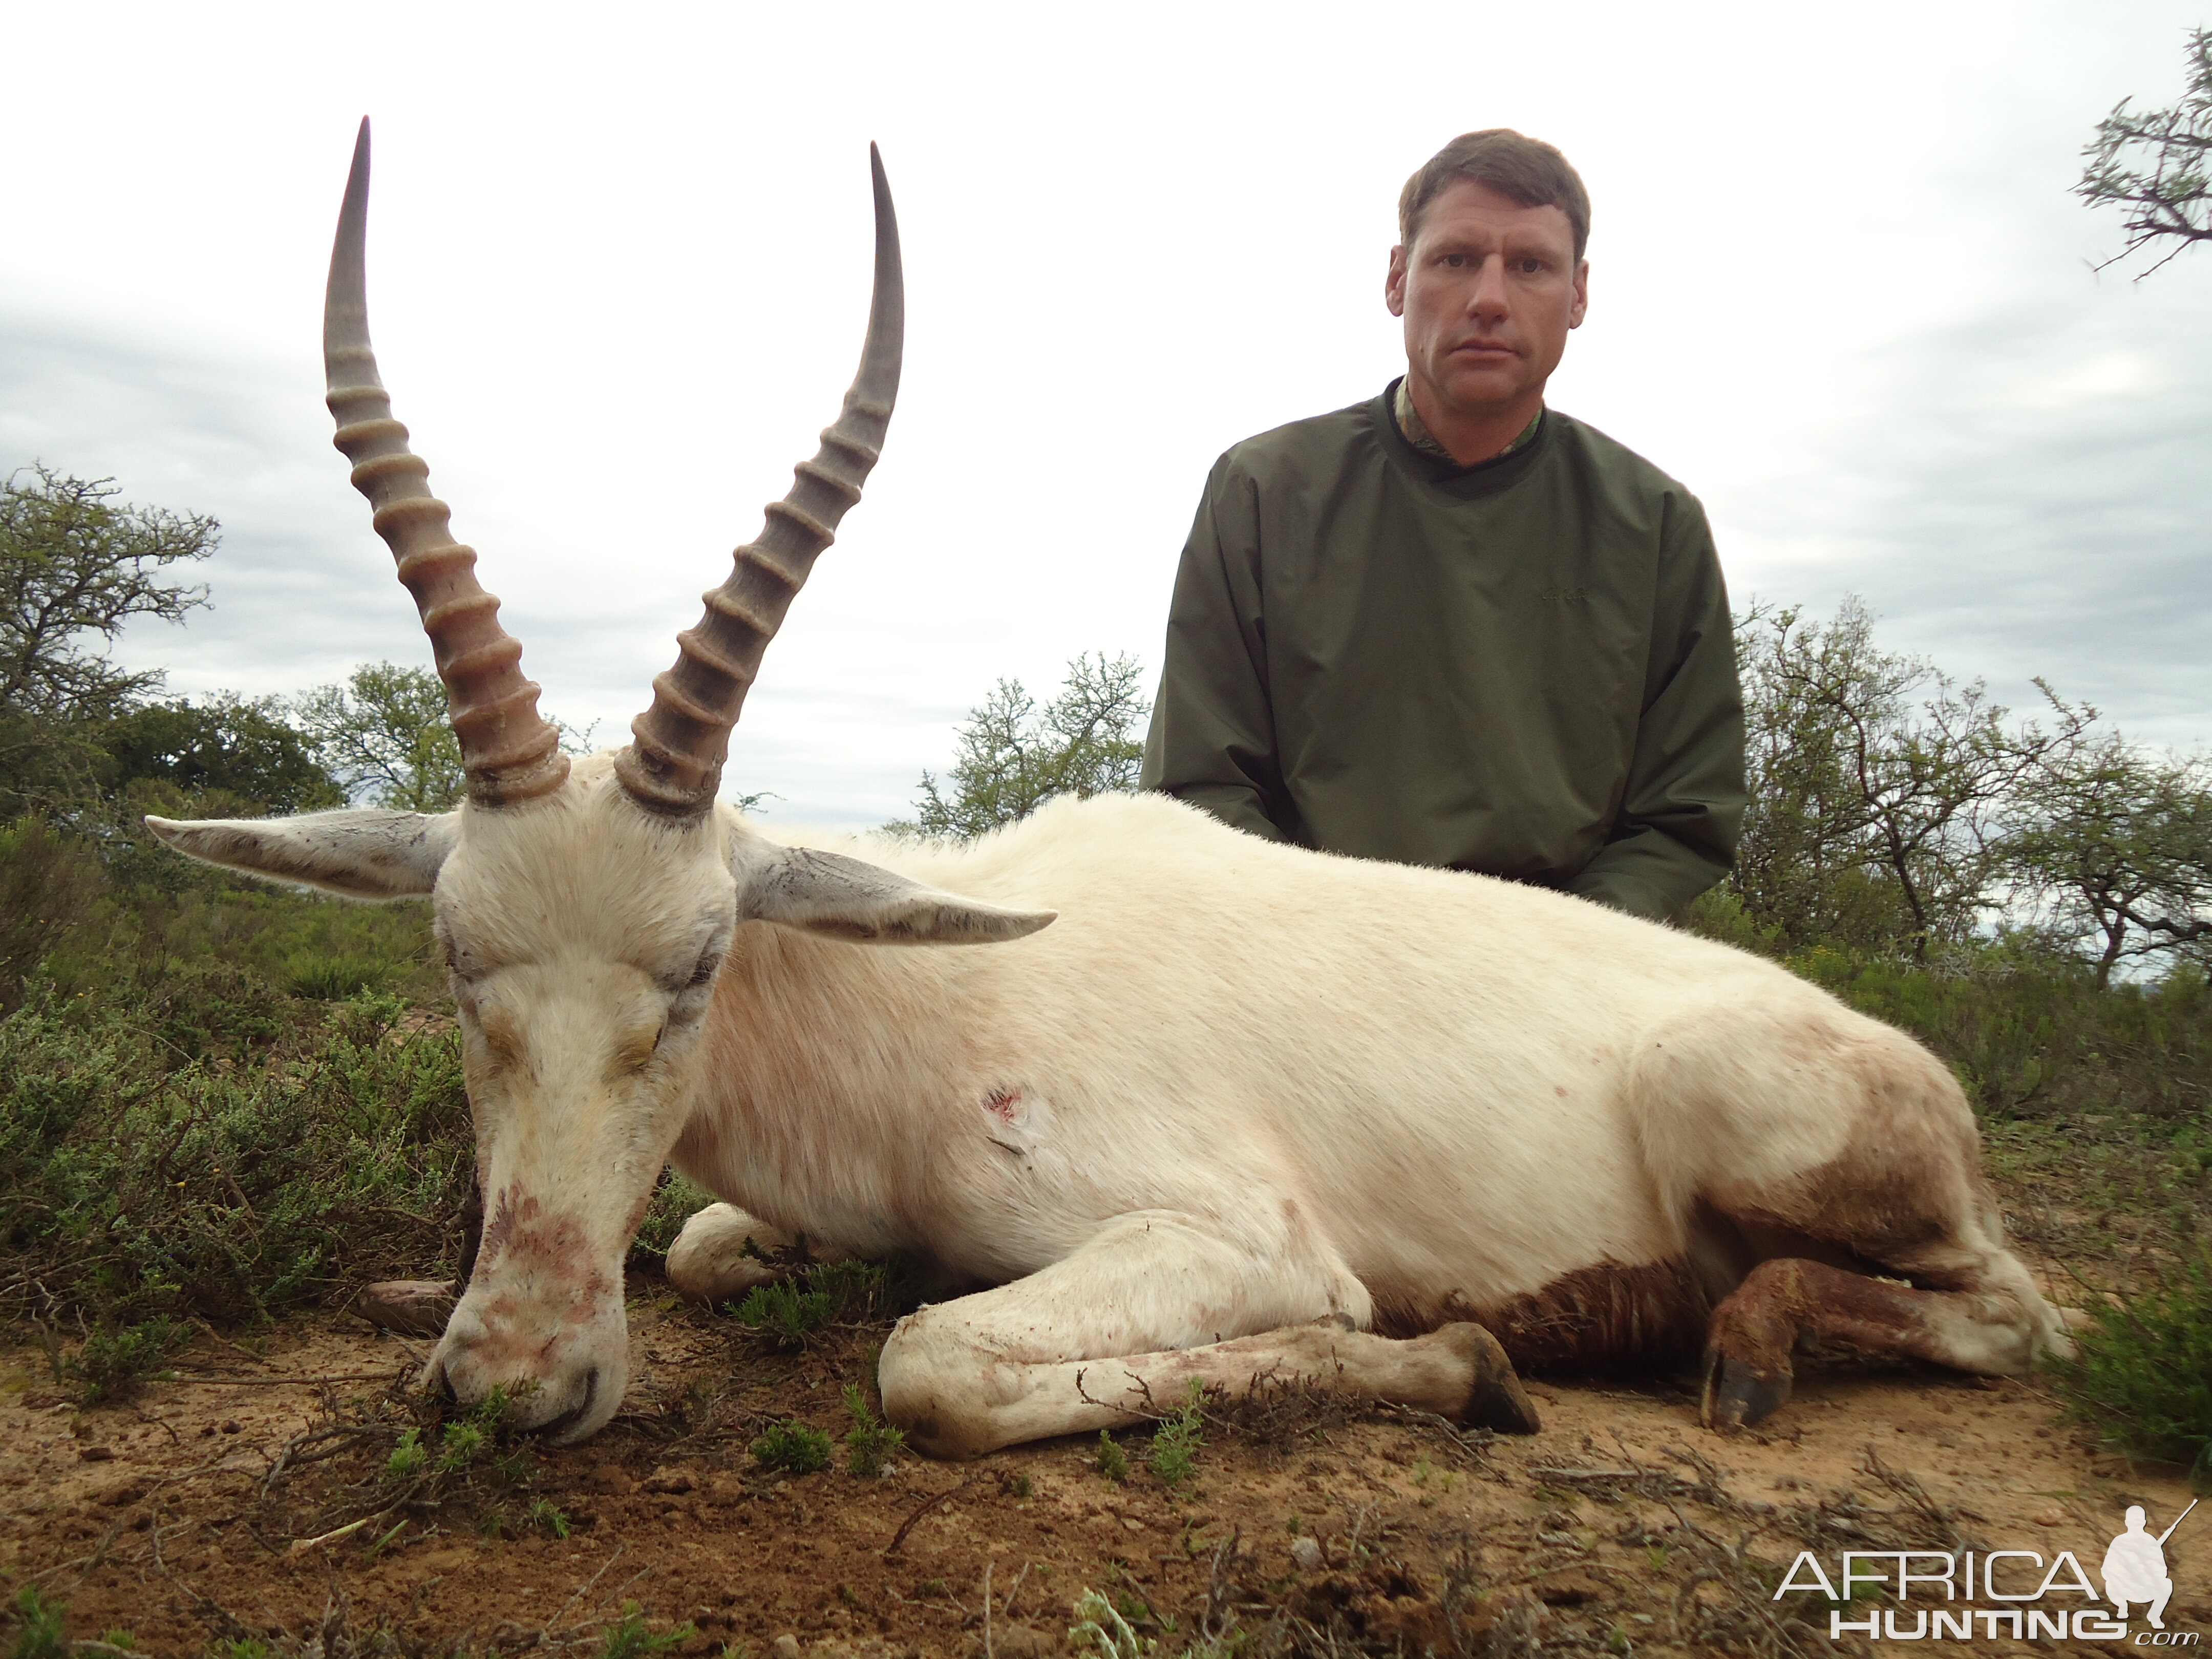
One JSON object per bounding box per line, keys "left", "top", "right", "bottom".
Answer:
{"left": 2055, "top": 1239, "right": 2212, "bottom": 1488}
{"left": 2, "top": 990, "right": 473, "bottom": 1331}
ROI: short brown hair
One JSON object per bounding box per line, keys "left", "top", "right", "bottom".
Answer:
{"left": 1397, "top": 130, "right": 1591, "bottom": 261}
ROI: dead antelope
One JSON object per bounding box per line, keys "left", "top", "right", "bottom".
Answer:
{"left": 151, "top": 120, "right": 2070, "bottom": 1453}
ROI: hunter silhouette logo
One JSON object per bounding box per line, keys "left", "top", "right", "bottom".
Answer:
{"left": 1772, "top": 1496, "right": 2198, "bottom": 1643}
{"left": 2105, "top": 1500, "right": 2197, "bottom": 1630}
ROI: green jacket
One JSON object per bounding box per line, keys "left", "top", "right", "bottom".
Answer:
{"left": 1139, "top": 384, "right": 1746, "bottom": 924}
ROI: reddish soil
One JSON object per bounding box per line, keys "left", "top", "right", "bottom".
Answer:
{"left": 3, "top": 1293, "right": 2202, "bottom": 1658}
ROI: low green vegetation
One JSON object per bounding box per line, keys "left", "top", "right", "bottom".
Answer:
{"left": 63, "top": 1313, "right": 192, "bottom": 1402}
{"left": 593, "top": 1603, "right": 695, "bottom": 1659}
{"left": 1148, "top": 1380, "right": 1206, "bottom": 1488}
{"left": 730, "top": 1259, "right": 896, "bottom": 1350}
{"left": 751, "top": 1418, "right": 835, "bottom": 1475}
{"left": 733, "top": 1280, "right": 835, "bottom": 1351}
{"left": 1069, "top": 1588, "right": 1155, "bottom": 1659}
{"left": 2054, "top": 1242, "right": 2212, "bottom": 1488}
{"left": 7, "top": 1586, "right": 69, "bottom": 1659}
{"left": 3, "top": 966, "right": 471, "bottom": 1338}
{"left": 1094, "top": 1429, "right": 1130, "bottom": 1483}
{"left": 843, "top": 1381, "right": 905, "bottom": 1475}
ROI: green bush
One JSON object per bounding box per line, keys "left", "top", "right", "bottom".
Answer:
{"left": 594, "top": 1603, "right": 695, "bottom": 1659}
{"left": 8, "top": 1586, "right": 69, "bottom": 1659}
{"left": 1094, "top": 1429, "right": 1129, "bottom": 1483}
{"left": 842, "top": 1382, "right": 904, "bottom": 1476}
{"left": 283, "top": 950, "right": 396, "bottom": 1000}
{"left": 1779, "top": 942, "right": 2212, "bottom": 1126}
{"left": 628, "top": 1171, "right": 718, "bottom": 1259}
{"left": 752, "top": 1419, "right": 834, "bottom": 1475}
{"left": 2054, "top": 1243, "right": 2212, "bottom": 1487}
{"left": 1147, "top": 1380, "right": 1205, "bottom": 1488}
{"left": 733, "top": 1280, "right": 834, "bottom": 1350}
{"left": 0, "top": 991, "right": 471, "bottom": 1328}
{"left": 385, "top": 1427, "right": 429, "bottom": 1485}
{"left": 65, "top": 1314, "right": 190, "bottom": 1403}
{"left": 0, "top": 819, "right": 105, "bottom": 1015}
{"left": 730, "top": 1259, "right": 898, "bottom": 1350}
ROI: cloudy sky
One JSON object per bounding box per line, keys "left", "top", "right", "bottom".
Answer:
{"left": 4, "top": 1, "right": 2206, "bottom": 828}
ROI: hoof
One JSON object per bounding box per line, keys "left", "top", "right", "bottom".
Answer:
{"left": 1700, "top": 1347, "right": 1791, "bottom": 1431}
{"left": 359, "top": 1280, "right": 457, "bottom": 1338}
{"left": 1447, "top": 1323, "right": 1542, "bottom": 1435}
{"left": 666, "top": 1203, "right": 781, "bottom": 1301}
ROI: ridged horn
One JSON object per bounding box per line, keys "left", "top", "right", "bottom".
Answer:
{"left": 323, "top": 117, "right": 569, "bottom": 808}
{"left": 614, "top": 144, "right": 904, "bottom": 816}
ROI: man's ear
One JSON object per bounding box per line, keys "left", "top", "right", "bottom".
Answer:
{"left": 1385, "top": 244, "right": 1408, "bottom": 316}
{"left": 144, "top": 810, "right": 458, "bottom": 901}
{"left": 735, "top": 844, "right": 1055, "bottom": 945}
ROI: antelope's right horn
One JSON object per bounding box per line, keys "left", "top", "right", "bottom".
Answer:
{"left": 614, "top": 144, "right": 905, "bottom": 817}
{"left": 324, "top": 116, "right": 569, "bottom": 808}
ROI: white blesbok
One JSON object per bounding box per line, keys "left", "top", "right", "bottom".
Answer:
{"left": 151, "top": 121, "right": 2070, "bottom": 1454}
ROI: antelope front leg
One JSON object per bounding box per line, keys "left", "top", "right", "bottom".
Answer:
{"left": 877, "top": 1208, "right": 1539, "bottom": 1458}
{"left": 665, "top": 1202, "right": 858, "bottom": 1300}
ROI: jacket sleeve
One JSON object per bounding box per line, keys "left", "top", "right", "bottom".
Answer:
{"left": 1566, "top": 493, "right": 1747, "bottom": 923}
{"left": 1139, "top": 456, "right": 1289, "bottom": 841}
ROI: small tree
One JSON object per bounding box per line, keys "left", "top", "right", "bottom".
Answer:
{"left": 887, "top": 652, "right": 1148, "bottom": 840}
{"left": 294, "top": 662, "right": 464, "bottom": 812}
{"left": 101, "top": 693, "right": 343, "bottom": 817}
{"left": 0, "top": 467, "right": 216, "bottom": 812}
{"left": 2077, "top": 27, "right": 2212, "bottom": 276}
{"left": 2001, "top": 734, "right": 2212, "bottom": 985}
{"left": 294, "top": 661, "right": 595, "bottom": 813}
{"left": 1732, "top": 599, "right": 2088, "bottom": 959}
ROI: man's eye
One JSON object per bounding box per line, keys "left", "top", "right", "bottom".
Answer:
{"left": 1442, "top": 253, "right": 1466, "bottom": 268}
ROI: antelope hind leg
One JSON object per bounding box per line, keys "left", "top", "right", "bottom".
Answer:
{"left": 877, "top": 1207, "right": 1539, "bottom": 1458}
{"left": 1701, "top": 1257, "right": 2046, "bottom": 1431}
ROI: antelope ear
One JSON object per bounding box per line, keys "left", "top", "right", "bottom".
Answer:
{"left": 144, "top": 810, "right": 458, "bottom": 901}
{"left": 735, "top": 845, "right": 1055, "bottom": 945}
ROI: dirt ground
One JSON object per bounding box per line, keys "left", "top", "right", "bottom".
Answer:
{"left": 3, "top": 1285, "right": 2203, "bottom": 1659}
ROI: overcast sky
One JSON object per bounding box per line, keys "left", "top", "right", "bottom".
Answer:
{"left": 4, "top": 1, "right": 2206, "bottom": 828}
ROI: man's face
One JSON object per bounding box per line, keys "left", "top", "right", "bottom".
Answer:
{"left": 1386, "top": 179, "right": 1588, "bottom": 419}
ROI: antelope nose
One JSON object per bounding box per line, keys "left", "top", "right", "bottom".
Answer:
{"left": 537, "top": 1365, "right": 603, "bottom": 1442}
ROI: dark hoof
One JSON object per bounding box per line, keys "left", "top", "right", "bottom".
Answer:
{"left": 1452, "top": 1323, "right": 1542, "bottom": 1435}
{"left": 1700, "top": 1347, "right": 1791, "bottom": 1431}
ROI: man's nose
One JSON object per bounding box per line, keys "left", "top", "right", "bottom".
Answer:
{"left": 1466, "top": 254, "right": 1511, "bottom": 321}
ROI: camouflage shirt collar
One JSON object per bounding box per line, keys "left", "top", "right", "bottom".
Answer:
{"left": 1393, "top": 377, "right": 1544, "bottom": 465}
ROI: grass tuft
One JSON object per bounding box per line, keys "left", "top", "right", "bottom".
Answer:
{"left": 842, "top": 1381, "right": 904, "bottom": 1476}
{"left": 594, "top": 1603, "right": 695, "bottom": 1659}
{"left": 732, "top": 1280, "right": 834, "bottom": 1351}
{"left": 1069, "top": 1588, "right": 1154, "bottom": 1659}
{"left": 1147, "top": 1379, "right": 1205, "bottom": 1488}
{"left": 8, "top": 1586, "right": 69, "bottom": 1659}
{"left": 752, "top": 1418, "right": 834, "bottom": 1476}
{"left": 1094, "top": 1429, "right": 1129, "bottom": 1483}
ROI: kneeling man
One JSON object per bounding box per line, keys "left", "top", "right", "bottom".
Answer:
{"left": 1143, "top": 129, "right": 1746, "bottom": 924}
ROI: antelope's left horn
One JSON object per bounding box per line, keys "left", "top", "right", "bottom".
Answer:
{"left": 323, "top": 116, "right": 568, "bottom": 808}
{"left": 614, "top": 144, "right": 905, "bottom": 817}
